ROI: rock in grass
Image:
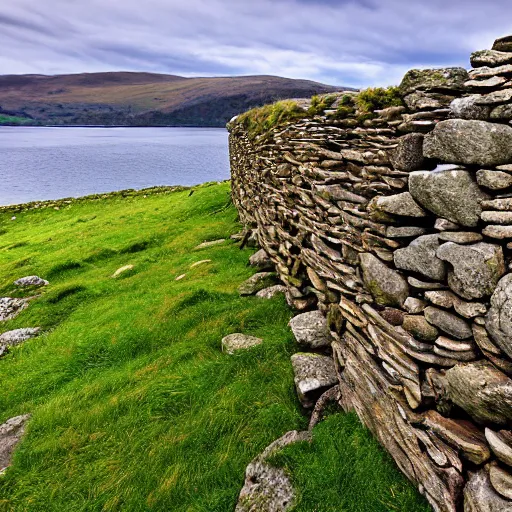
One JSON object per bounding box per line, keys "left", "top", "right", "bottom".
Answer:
{"left": 0, "top": 298, "right": 29, "bottom": 322}
{"left": 111, "top": 265, "right": 134, "bottom": 278}
{"left": 359, "top": 253, "right": 408, "bottom": 307}
{"left": 0, "top": 328, "right": 40, "bottom": 349}
{"left": 0, "top": 414, "right": 31, "bottom": 474}
{"left": 291, "top": 353, "right": 337, "bottom": 409}
{"left": 221, "top": 334, "right": 263, "bottom": 354}
{"left": 289, "top": 310, "right": 332, "bottom": 349}
{"left": 238, "top": 273, "right": 279, "bottom": 296}
{"left": 195, "top": 239, "right": 225, "bottom": 249}
{"left": 236, "top": 430, "right": 311, "bottom": 512}
{"left": 249, "top": 249, "right": 274, "bottom": 270}
{"left": 14, "top": 276, "right": 48, "bottom": 288}
{"left": 256, "top": 285, "right": 287, "bottom": 299}
{"left": 190, "top": 260, "right": 212, "bottom": 268}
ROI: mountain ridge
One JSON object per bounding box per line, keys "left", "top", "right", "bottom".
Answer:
{"left": 0, "top": 71, "right": 348, "bottom": 127}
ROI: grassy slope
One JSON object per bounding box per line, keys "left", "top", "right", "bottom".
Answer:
{"left": 0, "top": 115, "right": 33, "bottom": 126}
{"left": 0, "top": 184, "right": 429, "bottom": 511}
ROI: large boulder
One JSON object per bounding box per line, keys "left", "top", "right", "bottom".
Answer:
{"left": 436, "top": 242, "right": 505, "bottom": 300}
{"left": 400, "top": 68, "right": 468, "bottom": 95}
{"left": 423, "top": 119, "right": 512, "bottom": 167}
{"left": 289, "top": 310, "right": 332, "bottom": 349}
{"left": 409, "top": 169, "right": 489, "bottom": 227}
{"left": 394, "top": 234, "right": 446, "bottom": 281}
{"left": 486, "top": 274, "right": 512, "bottom": 359}
{"left": 359, "top": 253, "right": 409, "bottom": 307}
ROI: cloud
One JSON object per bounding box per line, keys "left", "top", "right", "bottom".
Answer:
{"left": 0, "top": 0, "right": 511, "bottom": 87}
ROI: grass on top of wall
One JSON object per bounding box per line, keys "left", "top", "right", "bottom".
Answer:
{"left": 0, "top": 182, "right": 430, "bottom": 511}
{"left": 0, "top": 115, "right": 34, "bottom": 126}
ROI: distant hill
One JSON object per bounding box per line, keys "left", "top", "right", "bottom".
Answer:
{"left": 0, "top": 72, "right": 347, "bottom": 127}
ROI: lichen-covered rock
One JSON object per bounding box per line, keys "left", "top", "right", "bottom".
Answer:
{"left": 486, "top": 274, "right": 512, "bottom": 359}
{"left": 394, "top": 234, "right": 446, "bottom": 281}
{"left": 236, "top": 430, "right": 311, "bottom": 512}
{"left": 464, "top": 466, "right": 512, "bottom": 511}
{"left": 289, "top": 310, "right": 332, "bottom": 349}
{"left": 372, "top": 192, "right": 426, "bottom": 217}
{"left": 0, "top": 328, "right": 40, "bottom": 352}
{"left": 249, "top": 249, "right": 274, "bottom": 270}
{"left": 13, "top": 276, "right": 48, "bottom": 288}
{"left": 409, "top": 168, "right": 488, "bottom": 227}
{"left": 493, "top": 34, "right": 512, "bottom": 52}
{"left": 436, "top": 242, "right": 505, "bottom": 300}
{"left": 444, "top": 361, "right": 512, "bottom": 426}
{"left": 0, "top": 414, "right": 31, "bottom": 473}
{"left": 402, "top": 315, "right": 438, "bottom": 342}
{"left": 400, "top": 68, "right": 468, "bottom": 95}
{"left": 423, "top": 119, "right": 512, "bottom": 167}
{"left": 290, "top": 353, "right": 337, "bottom": 408}
{"left": 403, "top": 91, "right": 456, "bottom": 111}
{"left": 424, "top": 306, "right": 472, "bottom": 340}
{"left": 359, "top": 253, "right": 409, "bottom": 307}
{"left": 0, "top": 298, "right": 29, "bottom": 322}
{"left": 221, "top": 334, "right": 263, "bottom": 354}
{"left": 477, "top": 170, "right": 512, "bottom": 190}
{"left": 390, "top": 133, "right": 426, "bottom": 172}
{"left": 488, "top": 462, "right": 512, "bottom": 500}
{"left": 238, "top": 273, "right": 279, "bottom": 296}
{"left": 450, "top": 96, "right": 491, "bottom": 121}
{"left": 438, "top": 232, "right": 483, "bottom": 244}
{"left": 482, "top": 225, "right": 512, "bottom": 239}
{"left": 256, "top": 285, "right": 287, "bottom": 299}
{"left": 471, "top": 49, "right": 512, "bottom": 67}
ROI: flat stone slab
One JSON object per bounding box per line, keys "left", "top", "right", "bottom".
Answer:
{"left": 195, "top": 239, "right": 225, "bottom": 249}
{"left": 0, "top": 414, "right": 31, "bottom": 474}
{"left": 222, "top": 333, "right": 263, "bottom": 354}
{"left": 236, "top": 430, "right": 311, "bottom": 512}
{"left": 190, "top": 259, "right": 211, "bottom": 268}
{"left": 14, "top": 276, "right": 48, "bottom": 288}
{"left": 291, "top": 353, "right": 337, "bottom": 408}
{"left": 289, "top": 310, "right": 332, "bottom": 349}
{"left": 111, "top": 265, "right": 134, "bottom": 278}
{"left": 0, "top": 298, "right": 29, "bottom": 322}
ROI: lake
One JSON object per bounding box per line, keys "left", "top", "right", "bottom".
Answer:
{"left": 0, "top": 127, "right": 231, "bottom": 206}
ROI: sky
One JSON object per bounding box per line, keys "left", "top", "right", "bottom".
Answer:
{"left": 1, "top": 0, "right": 511, "bottom": 89}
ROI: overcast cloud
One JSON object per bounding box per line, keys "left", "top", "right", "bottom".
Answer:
{"left": 1, "top": 0, "right": 511, "bottom": 88}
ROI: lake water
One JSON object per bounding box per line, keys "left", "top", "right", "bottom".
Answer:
{"left": 0, "top": 127, "right": 231, "bottom": 205}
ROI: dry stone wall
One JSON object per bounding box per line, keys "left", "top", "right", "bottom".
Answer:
{"left": 228, "top": 36, "right": 512, "bottom": 512}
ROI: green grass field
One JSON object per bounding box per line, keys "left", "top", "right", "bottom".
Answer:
{"left": 0, "top": 115, "right": 33, "bottom": 126}
{"left": 0, "top": 183, "right": 430, "bottom": 511}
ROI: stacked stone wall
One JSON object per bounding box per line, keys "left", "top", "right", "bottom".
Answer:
{"left": 228, "top": 35, "right": 512, "bottom": 512}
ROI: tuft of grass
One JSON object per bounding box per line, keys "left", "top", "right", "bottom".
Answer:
{"left": 237, "top": 100, "right": 306, "bottom": 139}
{"left": 307, "top": 94, "right": 337, "bottom": 116}
{"left": 0, "top": 114, "right": 34, "bottom": 126}
{"left": 0, "top": 183, "right": 429, "bottom": 511}
{"left": 355, "top": 86, "right": 404, "bottom": 121}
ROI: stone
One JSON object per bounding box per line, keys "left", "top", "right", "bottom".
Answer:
{"left": 249, "top": 249, "right": 274, "bottom": 270}
{"left": 485, "top": 199, "right": 512, "bottom": 212}
{"left": 435, "top": 336, "right": 475, "bottom": 353}
{"left": 465, "top": 76, "right": 508, "bottom": 89}
{"left": 409, "top": 168, "right": 488, "bottom": 227}
{"left": 489, "top": 463, "right": 512, "bottom": 500}
{"left": 256, "top": 285, "right": 287, "bottom": 299}
{"left": 469, "top": 64, "right": 512, "bottom": 80}
{"left": 438, "top": 232, "right": 483, "bottom": 244}
{"left": 289, "top": 310, "right": 332, "bottom": 349}
{"left": 471, "top": 49, "right": 512, "bottom": 68}
{"left": 190, "top": 259, "right": 212, "bottom": 268}
{"left": 482, "top": 225, "right": 512, "bottom": 239}
{"left": 175, "top": 274, "right": 186, "bottom": 281}
{"left": 407, "top": 277, "right": 445, "bottom": 290}
{"left": 111, "top": 265, "right": 134, "bottom": 277}
{"left": 434, "top": 218, "right": 460, "bottom": 231}
{"left": 222, "top": 333, "right": 263, "bottom": 354}
{"left": 359, "top": 253, "right": 409, "bottom": 307}
{"left": 485, "top": 429, "right": 512, "bottom": 467}
{"left": 481, "top": 212, "right": 512, "bottom": 224}
{"left": 13, "top": 276, "right": 48, "bottom": 288}
{"left": 403, "top": 91, "right": 456, "bottom": 111}
{"left": 444, "top": 361, "right": 512, "bottom": 426}
{"left": 390, "top": 133, "right": 426, "bottom": 172}
{"left": 0, "top": 414, "right": 31, "bottom": 473}
{"left": 423, "top": 119, "right": 512, "bottom": 167}
{"left": 404, "top": 297, "right": 427, "bottom": 314}
{"left": 195, "top": 239, "right": 225, "bottom": 249}
{"left": 486, "top": 274, "right": 512, "bottom": 359}
{"left": 386, "top": 226, "right": 427, "bottom": 238}
{"left": 490, "top": 104, "right": 512, "bottom": 120}
{"left": 473, "top": 324, "right": 503, "bottom": 356}
{"left": 394, "top": 235, "right": 446, "bottom": 281}
{"left": 424, "top": 306, "right": 472, "bottom": 339}
{"left": 373, "top": 192, "right": 427, "bottom": 217}
{"left": 477, "top": 170, "right": 512, "bottom": 190}
{"left": 436, "top": 242, "right": 505, "bottom": 300}
{"left": 0, "top": 298, "right": 29, "bottom": 322}
{"left": 493, "top": 35, "right": 512, "bottom": 52}
{"left": 0, "top": 328, "right": 40, "bottom": 351}
{"left": 400, "top": 67, "right": 468, "bottom": 95}
{"left": 290, "top": 353, "right": 337, "bottom": 408}
{"left": 236, "top": 430, "right": 311, "bottom": 512}
{"left": 238, "top": 273, "right": 279, "bottom": 296}
{"left": 402, "top": 315, "right": 438, "bottom": 342}
{"left": 474, "top": 89, "right": 512, "bottom": 105}
{"left": 464, "top": 467, "right": 512, "bottom": 511}
{"left": 425, "top": 290, "right": 487, "bottom": 318}
{"left": 313, "top": 184, "right": 367, "bottom": 204}
{"left": 449, "top": 96, "right": 491, "bottom": 121}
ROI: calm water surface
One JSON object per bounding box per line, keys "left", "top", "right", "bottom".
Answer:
{"left": 0, "top": 127, "right": 230, "bottom": 205}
